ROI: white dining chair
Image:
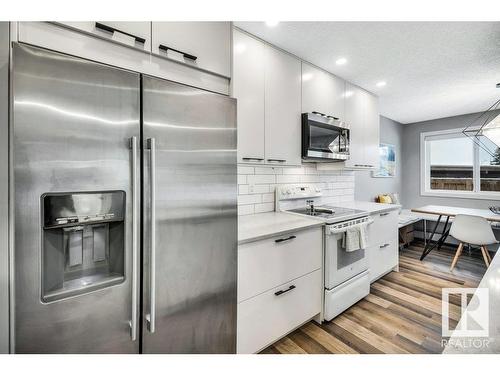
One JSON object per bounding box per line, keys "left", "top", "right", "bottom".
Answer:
{"left": 449, "top": 214, "right": 498, "bottom": 271}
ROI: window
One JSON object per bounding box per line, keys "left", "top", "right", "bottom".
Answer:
{"left": 421, "top": 129, "right": 500, "bottom": 199}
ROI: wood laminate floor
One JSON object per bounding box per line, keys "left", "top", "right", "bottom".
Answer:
{"left": 260, "top": 241, "right": 488, "bottom": 354}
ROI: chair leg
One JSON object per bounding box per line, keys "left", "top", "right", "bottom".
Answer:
{"left": 480, "top": 246, "right": 490, "bottom": 268}
{"left": 484, "top": 247, "right": 492, "bottom": 263}
{"left": 450, "top": 243, "right": 464, "bottom": 271}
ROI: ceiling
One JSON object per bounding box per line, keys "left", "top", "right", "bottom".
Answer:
{"left": 234, "top": 22, "right": 500, "bottom": 124}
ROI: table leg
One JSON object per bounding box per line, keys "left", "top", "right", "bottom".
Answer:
{"left": 420, "top": 215, "right": 442, "bottom": 261}
{"left": 436, "top": 216, "right": 451, "bottom": 251}
{"left": 424, "top": 219, "right": 427, "bottom": 246}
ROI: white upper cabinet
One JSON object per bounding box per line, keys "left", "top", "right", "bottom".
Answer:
{"left": 151, "top": 22, "right": 231, "bottom": 78}
{"left": 344, "top": 83, "right": 380, "bottom": 169}
{"left": 264, "top": 45, "right": 302, "bottom": 166}
{"left": 233, "top": 29, "right": 302, "bottom": 166}
{"left": 56, "top": 22, "right": 152, "bottom": 52}
{"left": 301, "top": 62, "right": 345, "bottom": 121}
{"left": 233, "top": 29, "right": 266, "bottom": 164}
{"left": 364, "top": 92, "right": 380, "bottom": 168}
{"left": 344, "top": 83, "right": 365, "bottom": 169}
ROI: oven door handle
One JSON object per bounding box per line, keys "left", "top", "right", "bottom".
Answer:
{"left": 327, "top": 218, "right": 374, "bottom": 235}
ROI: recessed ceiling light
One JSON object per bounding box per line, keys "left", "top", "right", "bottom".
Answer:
{"left": 335, "top": 57, "right": 347, "bottom": 65}
{"left": 265, "top": 21, "right": 280, "bottom": 27}
{"left": 376, "top": 81, "right": 387, "bottom": 87}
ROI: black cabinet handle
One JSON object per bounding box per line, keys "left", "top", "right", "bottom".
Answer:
{"left": 242, "top": 157, "right": 264, "bottom": 161}
{"left": 275, "top": 285, "right": 296, "bottom": 296}
{"left": 380, "top": 212, "right": 390, "bottom": 217}
{"left": 95, "top": 22, "right": 146, "bottom": 44}
{"left": 275, "top": 235, "right": 296, "bottom": 243}
{"left": 380, "top": 243, "right": 390, "bottom": 248}
{"left": 159, "top": 44, "right": 197, "bottom": 61}
{"left": 267, "top": 159, "right": 286, "bottom": 163}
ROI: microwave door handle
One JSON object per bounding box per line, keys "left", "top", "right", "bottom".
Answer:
{"left": 146, "top": 138, "right": 156, "bottom": 333}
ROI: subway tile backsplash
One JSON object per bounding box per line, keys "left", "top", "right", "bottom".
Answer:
{"left": 237, "top": 164, "right": 355, "bottom": 215}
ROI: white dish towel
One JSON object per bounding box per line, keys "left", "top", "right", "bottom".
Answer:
{"left": 342, "top": 227, "right": 360, "bottom": 252}
{"left": 342, "top": 223, "right": 369, "bottom": 252}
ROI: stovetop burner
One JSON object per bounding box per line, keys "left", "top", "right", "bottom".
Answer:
{"left": 286, "top": 206, "right": 367, "bottom": 221}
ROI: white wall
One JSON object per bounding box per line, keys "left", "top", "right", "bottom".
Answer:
{"left": 237, "top": 164, "right": 355, "bottom": 215}
{"left": 355, "top": 116, "right": 404, "bottom": 202}
{"left": 401, "top": 110, "right": 500, "bottom": 210}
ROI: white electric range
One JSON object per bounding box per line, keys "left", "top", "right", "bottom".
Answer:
{"left": 275, "top": 184, "right": 373, "bottom": 321}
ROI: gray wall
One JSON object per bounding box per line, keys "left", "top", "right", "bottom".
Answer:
{"left": 355, "top": 116, "right": 404, "bottom": 202}
{"left": 0, "top": 22, "right": 9, "bottom": 353}
{"left": 401, "top": 110, "right": 500, "bottom": 210}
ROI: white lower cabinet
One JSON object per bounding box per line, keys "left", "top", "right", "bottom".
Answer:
{"left": 367, "top": 210, "right": 399, "bottom": 282}
{"left": 237, "top": 226, "right": 323, "bottom": 354}
{"left": 237, "top": 270, "right": 322, "bottom": 354}
{"left": 238, "top": 227, "right": 322, "bottom": 302}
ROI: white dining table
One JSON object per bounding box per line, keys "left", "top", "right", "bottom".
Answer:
{"left": 411, "top": 205, "right": 500, "bottom": 260}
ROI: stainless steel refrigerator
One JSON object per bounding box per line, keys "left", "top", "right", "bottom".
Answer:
{"left": 11, "top": 43, "right": 237, "bottom": 353}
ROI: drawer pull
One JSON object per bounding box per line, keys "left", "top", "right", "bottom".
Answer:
{"left": 275, "top": 235, "right": 296, "bottom": 243}
{"left": 380, "top": 212, "right": 390, "bottom": 217}
{"left": 242, "top": 157, "right": 264, "bottom": 161}
{"left": 158, "top": 44, "right": 198, "bottom": 61}
{"left": 380, "top": 243, "right": 390, "bottom": 249}
{"left": 274, "top": 285, "right": 296, "bottom": 296}
{"left": 267, "top": 159, "right": 286, "bottom": 163}
{"left": 95, "top": 22, "right": 146, "bottom": 44}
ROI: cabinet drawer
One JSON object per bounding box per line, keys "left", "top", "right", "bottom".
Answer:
{"left": 237, "top": 269, "right": 322, "bottom": 353}
{"left": 368, "top": 210, "right": 398, "bottom": 245}
{"left": 368, "top": 238, "right": 398, "bottom": 282}
{"left": 152, "top": 22, "right": 231, "bottom": 77}
{"left": 56, "top": 22, "right": 152, "bottom": 52}
{"left": 324, "top": 270, "right": 370, "bottom": 321}
{"left": 238, "top": 227, "right": 322, "bottom": 302}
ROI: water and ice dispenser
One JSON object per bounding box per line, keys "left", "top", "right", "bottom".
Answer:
{"left": 41, "top": 191, "right": 126, "bottom": 302}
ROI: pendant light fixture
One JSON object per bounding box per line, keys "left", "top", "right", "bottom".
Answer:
{"left": 462, "top": 83, "right": 500, "bottom": 157}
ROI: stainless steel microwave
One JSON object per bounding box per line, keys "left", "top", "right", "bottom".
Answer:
{"left": 302, "top": 112, "right": 350, "bottom": 162}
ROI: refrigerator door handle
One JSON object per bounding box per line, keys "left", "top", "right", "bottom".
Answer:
{"left": 146, "top": 137, "right": 156, "bottom": 333}
{"left": 129, "top": 136, "right": 139, "bottom": 341}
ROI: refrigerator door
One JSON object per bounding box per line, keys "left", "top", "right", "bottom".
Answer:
{"left": 12, "top": 44, "right": 141, "bottom": 353}
{"left": 142, "top": 76, "right": 237, "bottom": 353}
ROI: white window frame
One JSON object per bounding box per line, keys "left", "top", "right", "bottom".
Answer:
{"left": 420, "top": 128, "right": 500, "bottom": 200}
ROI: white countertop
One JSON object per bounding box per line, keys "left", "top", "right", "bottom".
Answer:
{"left": 444, "top": 248, "right": 500, "bottom": 354}
{"left": 238, "top": 201, "right": 400, "bottom": 244}
{"left": 335, "top": 200, "right": 401, "bottom": 215}
{"left": 238, "top": 212, "right": 323, "bottom": 245}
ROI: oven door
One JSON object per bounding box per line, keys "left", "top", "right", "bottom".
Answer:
{"left": 324, "top": 230, "right": 368, "bottom": 289}
{"left": 302, "top": 113, "right": 350, "bottom": 161}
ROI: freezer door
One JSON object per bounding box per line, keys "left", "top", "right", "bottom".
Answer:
{"left": 142, "top": 76, "right": 237, "bottom": 353}
{"left": 12, "top": 44, "right": 141, "bottom": 353}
